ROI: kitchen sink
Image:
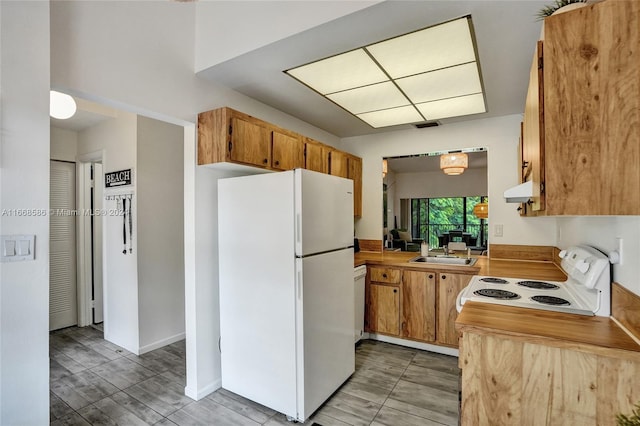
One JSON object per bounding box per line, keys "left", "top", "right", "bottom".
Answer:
{"left": 409, "top": 255, "right": 478, "bottom": 266}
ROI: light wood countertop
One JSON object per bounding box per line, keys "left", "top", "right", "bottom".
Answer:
{"left": 456, "top": 302, "right": 640, "bottom": 358}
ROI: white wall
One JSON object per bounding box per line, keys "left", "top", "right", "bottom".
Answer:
{"left": 557, "top": 217, "right": 640, "bottom": 296}
{"left": 78, "top": 112, "right": 140, "bottom": 353}
{"left": 51, "top": 126, "right": 78, "bottom": 162}
{"left": 393, "top": 168, "right": 487, "bottom": 200}
{"left": 194, "top": 1, "right": 381, "bottom": 71}
{"left": 50, "top": 0, "right": 349, "bottom": 402}
{"left": 137, "top": 116, "right": 185, "bottom": 352}
{"left": 343, "top": 114, "right": 557, "bottom": 247}
{"left": 0, "top": 2, "right": 51, "bottom": 424}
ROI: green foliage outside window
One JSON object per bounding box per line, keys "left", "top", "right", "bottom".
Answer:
{"left": 411, "top": 196, "right": 488, "bottom": 247}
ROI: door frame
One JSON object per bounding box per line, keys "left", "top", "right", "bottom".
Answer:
{"left": 76, "top": 150, "right": 105, "bottom": 327}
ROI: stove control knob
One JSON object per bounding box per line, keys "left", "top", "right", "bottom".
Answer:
{"left": 576, "top": 260, "right": 590, "bottom": 274}
{"left": 559, "top": 250, "right": 567, "bottom": 259}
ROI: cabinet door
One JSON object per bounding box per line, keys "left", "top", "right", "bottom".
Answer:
{"left": 229, "top": 117, "right": 271, "bottom": 167}
{"left": 368, "top": 283, "right": 400, "bottom": 336}
{"left": 348, "top": 156, "right": 362, "bottom": 217}
{"left": 437, "top": 273, "right": 471, "bottom": 347}
{"left": 544, "top": 0, "right": 640, "bottom": 215}
{"left": 272, "top": 131, "right": 303, "bottom": 171}
{"left": 402, "top": 270, "right": 436, "bottom": 342}
{"left": 304, "top": 139, "right": 328, "bottom": 173}
{"left": 522, "top": 41, "right": 545, "bottom": 214}
{"left": 369, "top": 267, "right": 400, "bottom": 284}
{"left": 329, "top": 150, "right": 349, "bottom": 178}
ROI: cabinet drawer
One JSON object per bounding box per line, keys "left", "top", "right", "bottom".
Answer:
{"left": 369, "top": 267, "right": 401, "bottom": 284}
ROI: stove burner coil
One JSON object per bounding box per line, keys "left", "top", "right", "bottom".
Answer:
{"left": 517, "top": 280, "right": 559, "bottom": 290}
{"left": 473, "top": 289, "right": 520, "bottom": 300}
{"left": 531, "top": 295, "right": 570, "bottom": 306}
{"left": 479, "top": 277, "right": 509, "bottom": 284}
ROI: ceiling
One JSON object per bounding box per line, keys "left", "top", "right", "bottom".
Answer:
{"left": 50, "top": 97, "right": 118, "bottom": 132}
{"left": 197, "top": 0, "right": 547, "bottom": 138}
{"left": 387, "top": 150, "right": 487, "bottom": 174}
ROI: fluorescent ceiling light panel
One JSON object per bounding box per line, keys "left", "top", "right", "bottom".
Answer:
{"left": 285, "top": 15, "right": 485, "bottom": 128}
{"left": 416, "top": 93, "right": 486, "bottom": 120}
{"left": 286, "top": 49, "right": 388, "bottom": 95}
{"left": 366, "top": 18, "right": 476, "bottom": 78}
{"left": 357, "top": 106, "right": 423, "bottom": 128}
{"left": 327, "top": 82, "right": 409, "bottom": 114}
{"left": 396, "top": 62, "right": 482, "bottom": 103}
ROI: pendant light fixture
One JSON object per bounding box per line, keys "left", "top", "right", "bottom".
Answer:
{"left": 473, "top": 201, "right": 488, "bottom": 219}
{"left": 440, "top": 152, "right": 468, "bottom": 175}
{"left": 50, "top": 90, "right": 77, "bottom": 119}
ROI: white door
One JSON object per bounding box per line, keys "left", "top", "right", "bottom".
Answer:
{"left": 92, "top": 162, "right": 104, "bottom": 323}
{"left": 50, "top": 160, "right": 77, "bottom": 331}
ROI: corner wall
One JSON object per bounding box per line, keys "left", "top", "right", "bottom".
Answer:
{"left": 137, "top": 116, "right": 185, "bottom": 352}
{"left": 0, "top": 2, "right": 51, "bottom": 423}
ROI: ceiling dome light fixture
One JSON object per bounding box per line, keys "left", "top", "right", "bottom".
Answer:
{"left": 473, "top": 202, "right": 488, "bottom": 219}
{"left": 440, "top": 152, "right": 468, "bottom": 175}
{"left": 50, "top": 90, "right": 77, "bottom": 119}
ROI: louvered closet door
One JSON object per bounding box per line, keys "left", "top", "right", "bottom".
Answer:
{"left": 50, "top": 160, "right": 77, "bottom": 331}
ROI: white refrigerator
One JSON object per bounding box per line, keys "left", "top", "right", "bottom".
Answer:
{"left": 218, "top": 169, "right": 355, "bottom": 422}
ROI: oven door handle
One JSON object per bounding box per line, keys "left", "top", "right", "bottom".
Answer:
{"left": 455, "top": 287, "right": 466, "bottom": 313}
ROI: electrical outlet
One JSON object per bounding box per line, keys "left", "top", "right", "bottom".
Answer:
{"left": 494, "top": 224, "right": 503, "bottom": 237}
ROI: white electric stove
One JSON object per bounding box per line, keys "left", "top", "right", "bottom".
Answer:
{"left": 457, "top": 245, "right": 611, "bottom": 316}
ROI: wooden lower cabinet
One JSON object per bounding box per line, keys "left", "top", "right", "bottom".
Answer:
{"left": 437, "top": 273, "right": 472, "bottom": 347}
{"left": 459, "top": 331, "right": 640, "bottom": 425}
{"left": 402, "top": 270, "right": 436, "bottom": 342}
{"left": 365, "top": 265, "right": 473, "bottom": 347}
{"left": 368, "top": 283, "right": 400, "bottom": 335}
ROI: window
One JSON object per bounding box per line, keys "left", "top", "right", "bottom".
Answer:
{"left": 411, "top": 196, "right": 488, "bottom": 248}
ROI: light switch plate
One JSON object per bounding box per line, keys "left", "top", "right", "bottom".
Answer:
{"left": 1, "top": 235, "right": 35, "bottom": 262}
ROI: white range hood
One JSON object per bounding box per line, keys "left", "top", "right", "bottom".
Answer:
{"left": 503, "top": 180, "right": 534, "bottom": 203}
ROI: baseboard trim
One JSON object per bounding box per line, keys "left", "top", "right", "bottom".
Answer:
{"left": 185, "top": 379, "right": 221, "bottom": 401}
{"left": 138, "top": 332, "right": 186, "bottom": 355}
{"left": 367, "top": 333, "right": 459, "bottom": 357}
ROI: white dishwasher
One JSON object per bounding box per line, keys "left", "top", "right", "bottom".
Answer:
{"left": 354, "top": 265, "right": 367, "bottom": 343}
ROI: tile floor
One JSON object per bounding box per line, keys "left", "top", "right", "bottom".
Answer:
{"left": 50, "top": 327, "right": 460, "bottom": 425}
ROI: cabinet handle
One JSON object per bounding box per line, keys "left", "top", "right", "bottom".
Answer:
{"left": 393, "top": 288, "right": 398, "bottom": 293}
{"left": 441, "top": 275, "right": 447, "bottom": 280}
{"left": 429, "top": 274, "right": 433, "bottom": 279}
{"left": 275, "top": 160, "right": 280, "bottom": 166}
{"left": 382, "top": 273, "right": 387, "bottom": 278}
{"left": 263, "top": 158, "right": 268, "bottom": 164}
{"left": 228, "top": 141, "right": 233, "bottom": 152}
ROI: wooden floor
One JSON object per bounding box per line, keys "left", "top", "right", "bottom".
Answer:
{"left": 50, "top": 327, "right": 460, "bottom": 425}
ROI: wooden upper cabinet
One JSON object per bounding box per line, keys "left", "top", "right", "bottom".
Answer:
{"left": 541, "top": 0, "right": 640, "bottom": 215}
{"left": 304, "top": 138, "right": 328, "bottom": 174}
{"left": 521, "top": 40, "right": 545, "bottom": 216}
{"left": 437, "top": 272, "right": 471, "bottom": 347}
{"left": 271, "top": 130, "right": 303, "bottom": 171}
{"left": 329, "top": 150, "right": 349, "bottom": 178}
{"left": 198, "top": 107, "right": 363, "bottom": 216}
{"left": 348, "top": 155, "right": 363, "bottom": 217}
{"left": 402, "top": 270, "right": 436, "bottom": 342}
{"left": 229, "top": 116, "right": 271, "bottom": 168}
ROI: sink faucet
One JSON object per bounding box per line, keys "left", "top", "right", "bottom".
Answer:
{"left": 443, "top": 245, "right": 449, "bottom": 256}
